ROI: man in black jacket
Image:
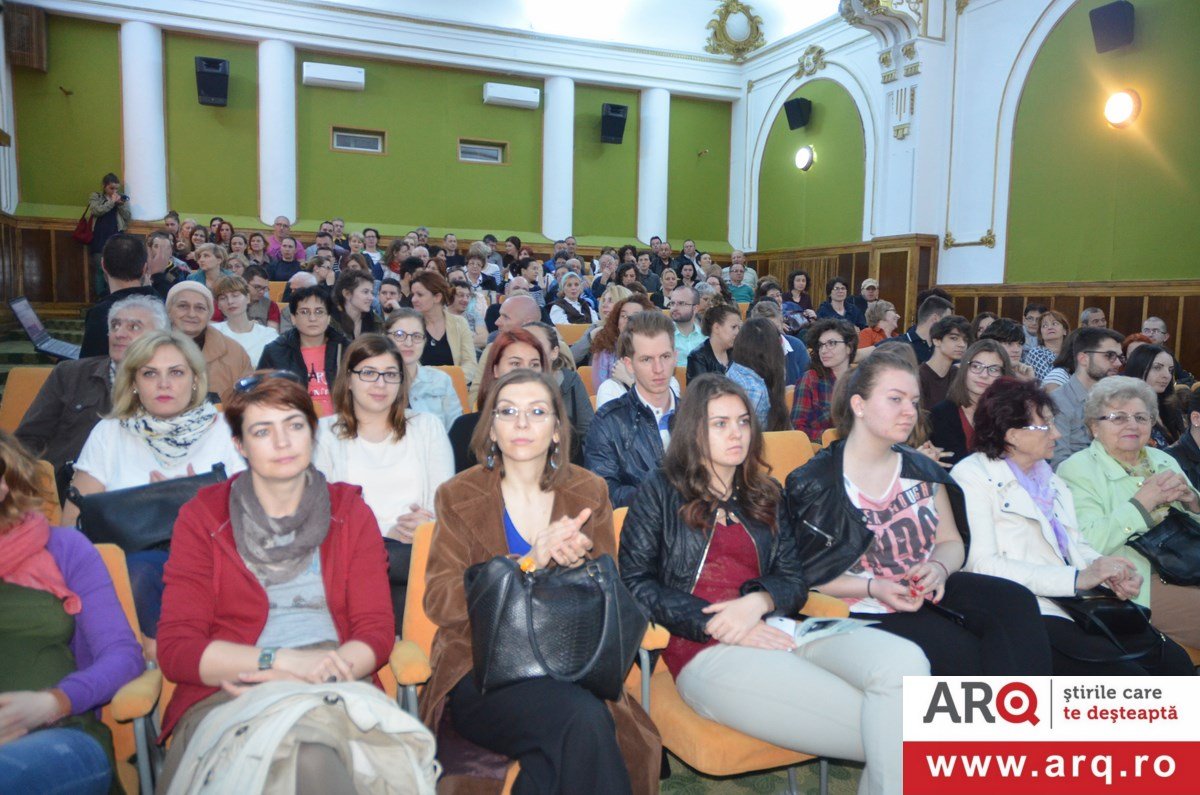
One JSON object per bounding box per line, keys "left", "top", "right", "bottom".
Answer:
{"left": 584, "top": 311, "right": 678, "bottom": 507}
{"left": 79, "top": 234, "right": 165, "bottom": 358}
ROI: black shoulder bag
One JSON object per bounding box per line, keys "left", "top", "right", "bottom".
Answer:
{"left": 464, "top": 554, "right": 648, "bottom": 701}
{"left": 1127, "top": 507, "right": 1200, "bottom": 586}
{"left": 71, "top": 464, "right": 228, "bottom": 552}
{"left": 1049, "top": 587, "right": 1163, "bottom": 664}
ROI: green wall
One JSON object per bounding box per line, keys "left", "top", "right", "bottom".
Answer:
{"left": 296, "top": 53, "right": 543, "bottom": 239}
{"left": 12, "top": 16, "right": 121, "bottom": 216}
{"left": 667, "top": 97, "right": 731, "bottom": 252}
{"left": 756, "top": 79, "right": 865, "bottom": 251}
{"left": 1007, "top": 0, "right": 1200, "bottom": 282}
{"left": 572, "top": 85, "right": 638, "bottom": 245}
{"left": 164, "top": 33, "right": 258, "bottom": 225}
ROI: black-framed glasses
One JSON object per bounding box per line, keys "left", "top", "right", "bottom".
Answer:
{"left": 234, "top": 370, "right": 307, "bottom": 393}
{"left": 389, "top": 330, "right": 427, "bottom": 345}
{"left": 1084, "top": 349, "right": 1126, "bottom": 364}
{"left": 967, "top": 361, "right": 1004, "bottom": 377}
{"left": 817, "top": 340, "right": 847, "bottom": 350}
{"left": 351, "top": 368, "right": 402, "bottom": 384}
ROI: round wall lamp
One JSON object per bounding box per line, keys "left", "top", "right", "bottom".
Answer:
{"left": 1104, "top": 89, "right": 1141, "bottom": 128}
{"left": 794, "top": 145, "right": 815, "bottom": 171}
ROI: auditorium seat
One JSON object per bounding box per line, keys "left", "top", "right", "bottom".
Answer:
{"left": 0, "top": 365, "right": 53, "bottom": 433}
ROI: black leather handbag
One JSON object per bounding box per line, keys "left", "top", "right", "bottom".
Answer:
{"left": 1049, "top": 588, "right": 1162, "bottom": 663}
{"left": 1127, "top": 508, "right": 1200, "bottom": 586}
{"left": 72, "top": 464, "right": 228, "bottom": 552}
{"left": 464, "top": 554, "right": 647, "bottom": 701}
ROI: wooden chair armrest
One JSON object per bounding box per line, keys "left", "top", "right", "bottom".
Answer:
{"left": 110, "top": 667, "right": 163, "bottom": 722}
{"left": 390, "top": 639, "right": 432, "bottom": 686}
{"left": 800, "top": 591, "right": 851, "bottom": 618}
{"left": 641, "top": 623, "right": 670, "bottom": 651}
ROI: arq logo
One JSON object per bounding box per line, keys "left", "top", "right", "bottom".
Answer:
{"left": 922, "top": 681, "right": 1040, "bottom": 726}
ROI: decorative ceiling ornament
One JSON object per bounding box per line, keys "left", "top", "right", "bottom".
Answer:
{"left": 704, "top": 0, "right": 765, "bottom": 62}
{"left": 839, "top": 0, "right": 864, "bottom": 26}
{"left": 796, "top": 45, "right": 827, "bottom": 77}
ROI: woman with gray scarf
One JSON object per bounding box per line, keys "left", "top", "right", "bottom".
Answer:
{"left": 155, "top": 371, "right": 396, "bottom": 792}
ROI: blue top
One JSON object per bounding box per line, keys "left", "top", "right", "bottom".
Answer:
{"left": 503, "top": 507, "right": 532, "bottom": 556}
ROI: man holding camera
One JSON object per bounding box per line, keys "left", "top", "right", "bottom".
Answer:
{"left": 86, "top": 173, "right": 132, "bottom": 299}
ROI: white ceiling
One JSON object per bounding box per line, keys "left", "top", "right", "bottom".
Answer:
{"left": 315, "top": 0, "right": 842, "bottom": 56}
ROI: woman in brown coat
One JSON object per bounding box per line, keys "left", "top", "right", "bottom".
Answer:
{"left": 421, "top": 369, "right": 660, "bottom": 795}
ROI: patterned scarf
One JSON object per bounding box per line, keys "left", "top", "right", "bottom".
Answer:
{"left": 1006, "top": 457, "right": 1072, "bottom": 561}
{"left": 120, "top": 402, "right": 219, "bottom": 470}
{"left": 229, "top": 467, "right": 332, "bottom": 587}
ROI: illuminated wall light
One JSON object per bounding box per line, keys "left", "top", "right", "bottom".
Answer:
{"left": 1104, "top": 89, "right": 1141, "bottom": 128}
{"left": 794, "top": 145, "right": 815, "bottom": 171}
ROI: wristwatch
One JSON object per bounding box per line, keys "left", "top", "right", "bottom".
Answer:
{"left": 258, "top": 647, "right": 278, "bottom": 671}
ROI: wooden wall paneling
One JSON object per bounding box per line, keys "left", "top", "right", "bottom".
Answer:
{"left": 1181, "top": 297, "right": 1200, "bottom": 377}
{"left": 1144, "top": 295, "right": 1177, "bottom": 334}
{"left": 53, "top": 231, "right": 88, "bottom": 303}
{"left": 1110, "top": 296, "right": 1143, "bottom": 340}
{"left": 19, "top": 228, "right": 53, "bottom": 302}
{"left": 953, "top": 296, "right": 974, "bottom": 319}
{"left": 976, "top": 296, "right": 999, "bottom": 316}
{"left": 876, "top": 250, "right": 909, "bottom": 324}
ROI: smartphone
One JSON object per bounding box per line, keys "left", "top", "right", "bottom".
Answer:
{"left": 924, "top": 600, "right": 968, "bottom": 627}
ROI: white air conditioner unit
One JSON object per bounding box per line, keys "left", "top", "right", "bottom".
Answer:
{"left": 482, "top": 82, "right": 540, "bottom": 110}
{"left": 302, "top": 62, "right": 365, "bottom": 91}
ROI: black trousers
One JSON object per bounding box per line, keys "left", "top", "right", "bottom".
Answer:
{"left": 448, "top": 674, "right": 632, "bottom": 795}
{"left": 1043, "top": 615, "right": 1196, "bottom": 676}
{"left": 855, "top": 571, "right": 1053, "bottom": 676}
{"left": 383, "top": 538, "right": 410, "bottom": 637}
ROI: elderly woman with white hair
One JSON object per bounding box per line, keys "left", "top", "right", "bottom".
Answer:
{"left": 1058, "top": 376, "right": 1200, "bottom": 650}
{"left": 63, "top": 330, "right": 245, "bottom": 650}
{"left": 166, "top": 281, "right": 252, "bottom": 403}
{"left": 547, "top": 271, "right": 595, "bottom": 325}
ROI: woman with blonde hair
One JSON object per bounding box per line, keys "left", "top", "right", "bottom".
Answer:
{"left": 64, "top": 330, "right": 245, "bottom": 647}
{"left": 187, "top": 242, "right": 232, "bottom": 294}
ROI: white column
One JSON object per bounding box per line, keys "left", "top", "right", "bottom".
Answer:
{"left": 637, "top": 87, "right": 670, "bottom": 245}
{"left": 541, "top": 76, "right": 574, "bottom": 241}
{"left": 119, "top": 21, "right": 168, "bottom": 221}
{"left": 258, "top": 40, "right": 297, "bottom": 225}
{"left": 727, "top": 95, "right": 748, "bottom": 250}
{"left": 0, "top": 15, "right": 18, "bottom": 214}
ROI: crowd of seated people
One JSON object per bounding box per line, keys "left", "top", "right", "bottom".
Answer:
{"left": 6, "top": 205, "right": 1200, "bottom": 794}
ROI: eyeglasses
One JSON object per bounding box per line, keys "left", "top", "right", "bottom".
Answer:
{"left": 1018, "top": 424, "right": 1053, "bottom": 432}
{"left": 351, "top": 368, "right": 402, "bottom": 384}
{"left": 295, "top": 308, "right": 328, "bottom": 318}
{"left": 666, "top": 301, "right": 696, "bottom": 308}
{"left": 1096, "top": 412, "right": 1153, "bottom": 426}
{"left": 967, "top": 361, "right": 1004, "bottom": 377}
{"left": 1141, "top": 327, "right": 1166, "bottom": 336}
{"left": 234, "top": 370, "right": 306, "bottom": 394}
{"left": 493, "top": 406, "right": 555, "bottom": 424}
{"left": 1084, "top": 350, "right": 1126, "bottom": 364}
{"left": 817, "top": 340, "right": 847, "bottom": 350}
{"left": 389, "top": 331, "right": 427, "bottom": 345}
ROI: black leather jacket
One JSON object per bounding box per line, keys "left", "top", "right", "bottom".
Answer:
{"left": 783, "top": 441, "right": 970, "bottom": 587}
{"left": 1166, "top": 432, "right": 1200, "bottom": 492}
{"left": 584, "top": 386, "right": 673, "bottom": 508}
{"left": 620, "top": 469, "right": 809, "bottom": 643}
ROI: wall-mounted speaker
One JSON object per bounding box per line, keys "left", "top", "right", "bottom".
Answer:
{"left": 601, "top": 103, "right": 627, "bottom": 144}
{"left": 195, "top": 57, "right": 229, "bottom": 107}
{"left": 783, "top": 97, "right": 812, "bottom": 130}
{"left": 1089, "top": 1, "right": 1134, "bottom": 54}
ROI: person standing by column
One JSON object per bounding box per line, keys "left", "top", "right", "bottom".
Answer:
{"left": 86, "top": 174, "right": 131, "bottom": 299}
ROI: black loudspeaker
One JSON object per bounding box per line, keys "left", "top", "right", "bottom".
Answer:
{"left": 1089, "top": 1, "right": 1134, "bottom": 53}
{"left": 601, "top": 103, "right": 627, "bottom": 144}
{"left": 783, "top": 97, "right": 812, "bottom": 130}
{"left": 195, "top": 56, "right": 229, "bottom": 107}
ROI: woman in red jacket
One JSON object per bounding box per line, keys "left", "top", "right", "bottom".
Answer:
{"left": 156, "top": 370, "right": 395, "bottom": 790}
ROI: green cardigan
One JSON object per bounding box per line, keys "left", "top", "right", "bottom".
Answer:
{"left": 1057, "top": 438, "right": 1200, "bottom": 607}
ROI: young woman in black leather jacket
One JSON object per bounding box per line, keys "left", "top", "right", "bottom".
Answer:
{"left": 621, "top": 374, "right": 928, "bottom": 795}
{"left": 784, "top": 348, "right": 1053, "bottom": 676}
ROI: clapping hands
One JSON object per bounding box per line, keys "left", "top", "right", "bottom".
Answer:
{"left": 531, "top": 508, "right": 594, "bottom": 568}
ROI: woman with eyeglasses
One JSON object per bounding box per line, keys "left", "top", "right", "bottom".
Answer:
{"left": 1057, "top": 376, "right": 1200, "bottom": 651}
{"left": 791, "top": 319, "right": 856, "bottom": 442}
{"left": 383, "top": 309, "right": 462, "bottom": 430}
{"left": 314, "top": 335, "right": 453, "bottom": 634}
{"left": 815, "top": 276, "right": 866, "bottom": 330}
{"left": 447, "top": 329, "right": 550, "bottom": 473}
{"left": 928, "top": 340, "right": 1013, "bottom": 467}
{"left": 63, "top": 331, "right": 246, "bottom": 656}
{"left": 155, "top": 373, "right": 397, "bottom": 791}
{"left": 952, "top": 378, "right": 1193, "bottom": 675}
{"left": 257, "top": 285, "right": 350, "bottom": 417}
{"left": 423, "top": 369, "right": 660, "bottom": 794}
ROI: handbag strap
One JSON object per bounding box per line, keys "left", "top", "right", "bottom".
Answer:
{"left": 1050, "top": 597, "right": 1162, "bottom": 664}
{"left": 524, "top": 558, "right": 613, "bottom": 684}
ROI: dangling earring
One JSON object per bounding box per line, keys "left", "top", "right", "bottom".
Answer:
{"left": 485, "top": 441, "right": 498, "bottom": 469}
{"left": 548, "top": 441, "right": 559, "bottom": 471}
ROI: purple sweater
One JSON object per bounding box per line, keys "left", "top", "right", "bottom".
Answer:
{"left": 45, "top": 527, "right": 144, "bottom": 715}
